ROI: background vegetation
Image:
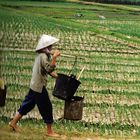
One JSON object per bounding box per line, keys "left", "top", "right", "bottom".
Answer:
{"left": 82, "top": 0, "right": 140, "bottom": 5}
{"left": 0, "top": 0, "right": 140, "bottom": 139}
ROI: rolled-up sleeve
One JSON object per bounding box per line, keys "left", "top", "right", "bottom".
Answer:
{"left": 40, "top": 54, "right": 55, "bottom": 74}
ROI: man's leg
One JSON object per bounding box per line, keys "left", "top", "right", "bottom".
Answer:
{"left": 9, "top": 89, "right": 35, "bottom": 131}
{"left": 36, "top": 87, "right": 60, "bottom": 137}
{"left": 9, "top": 112, "right": 22, "bottom": 131}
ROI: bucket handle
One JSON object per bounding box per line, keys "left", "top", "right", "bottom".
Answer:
{"left": 68, "top": 55, "right": 77, "bottom": 76}
{"left": 60, "top": 53, "right": 85, "bottom": 77}
{"left": 60, "top": 53, "right": 78, "bottom": 76}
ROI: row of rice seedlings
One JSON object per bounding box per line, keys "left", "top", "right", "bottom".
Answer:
{"left": 86, "top": 93, "right": 140, "bottom": 107}
{"left": 54, "top": 118, "right": 139, "bottom": 136}
{"left": 93, "top": 85, "right": 140, "bottom": 95}
{"left": 95, "top": 34, "right": 140, "bottom": 50}
{"left": 83, "top": 102, "right": 140, "bottom": 125}
{"left": 60, "top": 32, "right": 137, "bottom": 51}
{"left": 92, "top": 20, "right": 140, "bottom": 38}
{"left": 91, "top": 55, "right": 140, "bottom": 66}
{"left": 1, "top": 55, "right": 34, "bottom": 66}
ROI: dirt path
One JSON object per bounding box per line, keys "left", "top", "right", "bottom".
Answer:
{"left": 0, "top": 126, "right": 137, "bottom": 140}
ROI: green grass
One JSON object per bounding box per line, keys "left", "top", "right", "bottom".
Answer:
{"left": 0, "top": 117, "right": 139, "bottom": 140}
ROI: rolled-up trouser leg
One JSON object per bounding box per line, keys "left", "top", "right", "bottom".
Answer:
{"left": 36, "top": 86, "right": 53, "bottom": 124}
{"left": 18, "top": 89, "right": 36, "bottom": 116}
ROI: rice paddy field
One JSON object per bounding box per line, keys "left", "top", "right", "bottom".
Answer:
{"left": 0, "top": 0, "right": 140, "bottom": 139}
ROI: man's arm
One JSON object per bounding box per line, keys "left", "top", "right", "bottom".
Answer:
{"left": 41, "top": 49, "right": 60, "bottom": 75}
{"left": 50, "top": 49, "right": 60, "bottom": 67}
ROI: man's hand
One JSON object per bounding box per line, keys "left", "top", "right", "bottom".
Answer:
{"left": 49, "top": 71, "right": 58, "bottom": 79}
{"left": 52, "top": 49, "right": 60, "bottom": 59}
{"left": 50, "top": 49, "right": 60, "bottom": 66}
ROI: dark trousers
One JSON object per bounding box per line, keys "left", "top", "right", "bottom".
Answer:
{"left": 18, "top": 86, "right": 53, "bottom": 124}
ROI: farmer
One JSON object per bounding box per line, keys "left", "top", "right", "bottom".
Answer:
{"left": 9, "top": 34, "right": 60, "bottom": 137}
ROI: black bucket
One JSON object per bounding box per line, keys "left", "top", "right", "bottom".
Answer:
{"left": 64, "top": 96, "right": 84, "bottom": 120}
{"left": 0, "top": 85, "right": 7, "bottom": 107}
{"left": 53, "top": 73, "right": 81, "bottom": 100}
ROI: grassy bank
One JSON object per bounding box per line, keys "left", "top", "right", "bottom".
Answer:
{"left": 0, "top": 117, "right": 139, "bottom": 140}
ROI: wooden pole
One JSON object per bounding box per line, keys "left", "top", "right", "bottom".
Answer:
{"left": 77, "top": 66, "right": 85, "bottom": 80}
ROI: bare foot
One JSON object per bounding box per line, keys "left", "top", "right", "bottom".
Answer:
{"left": 9, "top": 121, "right": 21, "bottom": 132}
{"left": 46, "top": 132, "right": 60, "bottom": 138}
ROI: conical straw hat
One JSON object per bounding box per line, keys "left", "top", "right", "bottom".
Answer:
{"left": 35, "top": 34, "right": 59, "bottom": 51}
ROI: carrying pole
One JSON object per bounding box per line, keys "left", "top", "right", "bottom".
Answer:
{"left": 61, "top": 53, "right": 76, "bottom": 58}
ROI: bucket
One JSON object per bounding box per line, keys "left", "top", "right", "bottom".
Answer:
{"left": 64, "top": 96, "right": 84, "bottom": 120}
{"left": 53, "top": 73, "right": 81, "bottom": 100}
{"left": 0, "top": 85, "right": 7, "bottom": 107}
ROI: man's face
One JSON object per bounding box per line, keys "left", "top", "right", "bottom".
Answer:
{"left": 47, "top": 45, "right": 53, "bottom": 52}
{"left": 43, "top": 45, "right": 53, "bottom": 54}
